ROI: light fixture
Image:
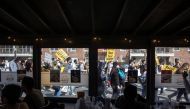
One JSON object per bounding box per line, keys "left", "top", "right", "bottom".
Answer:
{"left": 128, "top": 40, "right": 132, "bottom": 43}
{"left": 98, "top": 37, "right": 101, "bottom": 40}
{"left": 152, "top": 39, "right": 157, "bottom": 43}
{"left": 124, "top": 38, "right": 127, "bottom": 41}
{"left": 68, "top": 40, "right": 72, "bottom": 44}
{"left": 35, "top": 38, "right": 39, "bottom": 41}
{"left": 40, "top": 38, "right": 43, "bottom": 41}
{"left": 64, "top": 38, "right": 67, "bottom": 41}
{"left": 13, "top": 38, "right": 16, "bottom": 42}
{"left": 93, "top": 37, "right": 97, "bottom": 40}
{"left": 184, "top": 38, "right": 189, "bottom": 43}
{"left": 8, "top": 36, "right": 11, "bottom": 39}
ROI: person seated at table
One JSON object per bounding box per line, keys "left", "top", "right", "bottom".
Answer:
{"left": 21, "top": 76, "right": 45, "bottom": 109}
{"left": 0, "top": 84, "right": 29, "bottom": 109}
{"left": 115, "top": 84, "right": 147, "bottom": 109}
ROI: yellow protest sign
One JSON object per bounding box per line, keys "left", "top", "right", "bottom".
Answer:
{"left": 55, "top": 49, "right": 69, "bottom": 61}
{"left": 61, "top": 66, "right": 65, "bottom": 73}
{"left": 162, "top": 65, "right": 177, "bottom": 73}
{"left": 105, "top": 49, "right": 115, "bottom": 62}
{"left": 155, "top": 55, "right": 160, "bottom": 65}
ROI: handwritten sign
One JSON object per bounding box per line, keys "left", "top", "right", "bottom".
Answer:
{"left": 55, "top": 49, "right": 69, "bottom": 61}
{"left": 105, "top": 49, "right": 115, "bottom": 62}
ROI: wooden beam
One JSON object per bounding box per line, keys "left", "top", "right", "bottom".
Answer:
{"left": 22, "top": 0, "right": 55, "bottom": 33}
{"left": 133, "top": 0, "right": 165, "bottom": 35}
{"left": 153, "top": 7, "right": 190, "bottom": 35}
{"left": 174, "top": 25, "right": 190, "bottom": 35}
{"left": 112, "top": 0, "right": 129, "bottom": 34}
{"left": 55, "top": 0, "right": 74, "bottom": 33}
{"left": 0, "top": 23, "right": 14, "bottom": 33}
{"left": 91, "top": 0, "right": 95, "bottom": 34}
{"left": 0, "top": 7, "right": 35, "bottom": 33}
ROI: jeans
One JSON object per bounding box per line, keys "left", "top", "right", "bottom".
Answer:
{"left": 176, "top": 88, "right": 189, "bottom": 102}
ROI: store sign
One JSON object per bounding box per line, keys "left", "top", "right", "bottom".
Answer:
{"left": 105, "top": 49, "right": 115, "bottom": 62}
{"left": 55, "top": 49, "right": 69, "bottom": 61}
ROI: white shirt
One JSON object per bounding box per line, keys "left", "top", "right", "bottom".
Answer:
{"left": 9, "top": 60, "right": 18, "bottom": 72}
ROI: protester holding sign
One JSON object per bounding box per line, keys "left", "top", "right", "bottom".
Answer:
{"left": 175, "top": 63, "right": 190, "bottom": 102}
{"left": 168, "top": 58, "right": 181, "bottom": 100}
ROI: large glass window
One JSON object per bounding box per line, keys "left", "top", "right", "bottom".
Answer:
{"left": 0, "top": 45, "right": 33, "bottom": 85}
{"left": 155, "top": 47, "right": 190, "bottom": 104}
{"left": 41, "top": 48, "right": 89, "bottom": 97}
{"left": 97, "top": 49, "right": 147, "bottom": 99}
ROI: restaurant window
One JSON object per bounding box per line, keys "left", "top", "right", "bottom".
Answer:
{"left": 155, "top": 47, "right": 190, "bottom": 104}
{"left": 173, "top": 48, "right": 180, "bottom": 51}
{"left": 97, "top": 49, "right": 147, "bottom": 99}
{"left": 0, "top": 45, "right": 33, "bottom": 86}
{"left": 69, "top": 48, "right": 76, "bottom": 52}
{"left": 41, "top": 48, "right": 89, "bottom": 97}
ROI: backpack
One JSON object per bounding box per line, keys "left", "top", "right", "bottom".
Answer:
{"left": 117, "top": 68, "right": 126, "bottom": 80}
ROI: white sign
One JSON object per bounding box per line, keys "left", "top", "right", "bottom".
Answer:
{"left": 1, "top": 72, "right": 17, "bottom": 83}
{"left": 44, "top": 52, "right": 52, "bottom": 63}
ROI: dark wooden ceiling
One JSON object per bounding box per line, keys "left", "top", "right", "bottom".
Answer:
{"left": 0, "top": 0, "right": 190, "bottom": 39}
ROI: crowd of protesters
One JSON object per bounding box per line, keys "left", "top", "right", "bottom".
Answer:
{"left": 0, "top": 58, "right": 33, "bottom": 72}
{"left": 41, "top": 57, "right": 89, "bottom": 96}
{"left": 98, "top": 58, "right": 147, "bottom": 99}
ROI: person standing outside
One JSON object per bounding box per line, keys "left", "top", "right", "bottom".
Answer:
{"left": 176, "top": 63, "right": 190, "bottom": 102}
{"left": 168, "top": 58, "right": 181, "bottom": 100}
{"left": 9, "top": 58, "right": 19, "bottom": 72}
{"left": 139, "top": 65, "right": 147, "bottom": 97}
{"left": 110, "top": 62, "right": 120, "bottom": 99}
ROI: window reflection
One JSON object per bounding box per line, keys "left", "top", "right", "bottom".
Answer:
{"left": 41, "top": 48, "right": 89, "bottom": 97}
{"left": 98, "top": 49, "right": 147, "bottom": 99}
{"left": 155, "top": 47, "right": 190, "bottom": 104}
{"left": 0, "top": 45, "right": 33, "bottom": 95}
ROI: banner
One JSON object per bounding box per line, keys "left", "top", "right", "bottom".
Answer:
{"left": 1, "top": 72, "right": 17, "bottom": 83}
{"left": 105, "top": 49, "right": 115, "bottom": 62}
{"left": 44, "top": 52, "right": 52, "bottom": 63}
{"left": 162, "top": 65, "right": 177, "bottom": 73}
{"left": 155, "top": 55, "right": 160, "bottom": 65}
{"left": 55, "top": 49, "right": 69, "bottom": 61}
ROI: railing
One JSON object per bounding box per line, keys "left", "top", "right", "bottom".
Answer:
{"left": 155, "top": 47, "right": 173, "bottom": 53}
{"left": 0, "top": 48, "right": 33, "bottom": 54}
{"left": 130, "top": 49, "right": 146, "bottom": 53}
